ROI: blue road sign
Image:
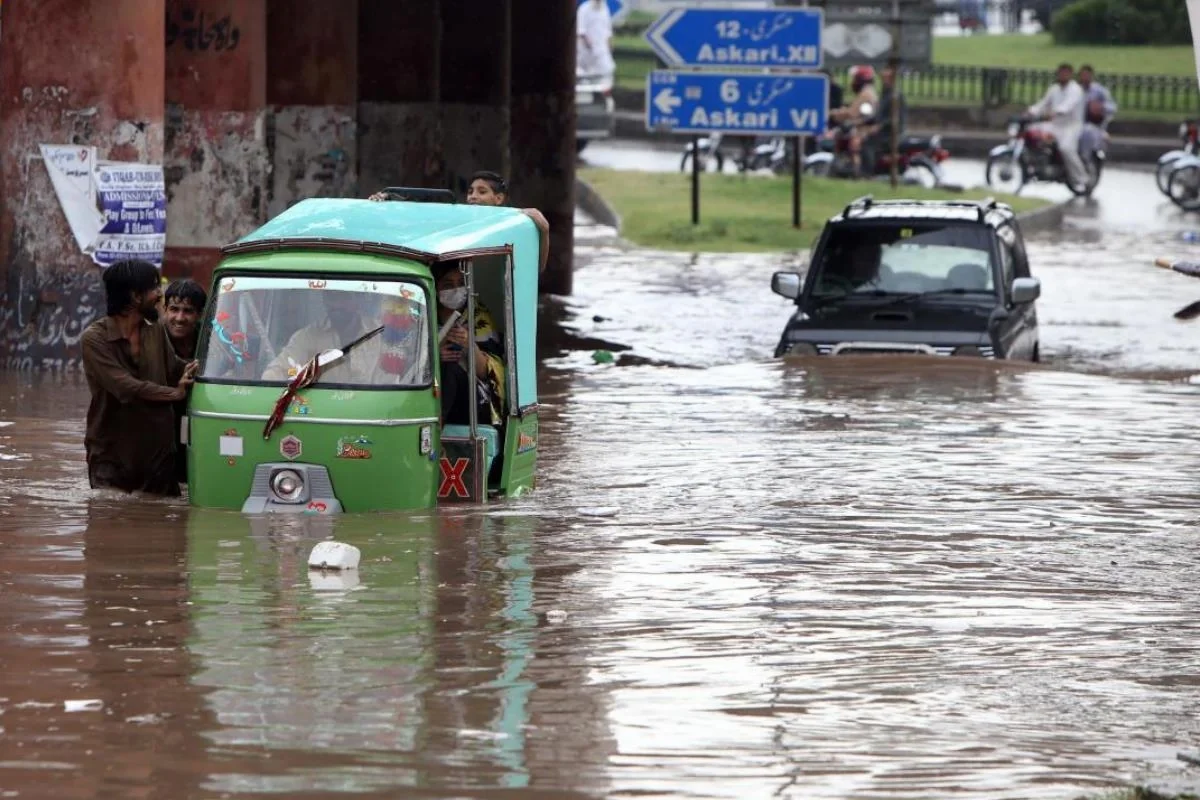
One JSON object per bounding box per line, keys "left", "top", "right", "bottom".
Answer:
{"left": 645, "top": 71, "right": 828, "bottom": 137}
{"left": 578, "top": 0, "right": 626, "bottom": 24}
{"left": 645, "top": 8, "right": 823, "bottom": 70}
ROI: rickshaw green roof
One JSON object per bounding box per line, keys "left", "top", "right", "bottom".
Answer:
{"left": 228, "top": 198, "right": 535, "bottom": 261}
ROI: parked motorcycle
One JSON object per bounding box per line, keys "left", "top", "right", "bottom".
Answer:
{"left": 1165, "top": 153, "right": 1200, "bottom": 212}
{"left": 680, "top": 133, "right": 726, "bottom": 173}
{"left": 985, "top": 115, "right": 1103, "bottom": 197}
{"left": 802, "top": 113, "right": 948, "bottom": 187}
{"left": 1156, "top": 120, "right": 1199, "bottom": 196}
{"left": 679, "top": 135, "right": 790, "bottom": 175}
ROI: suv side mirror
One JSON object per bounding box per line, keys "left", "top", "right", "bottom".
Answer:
{"left": 771, "top": 271, "right": 803, "bottom": 300}
{"left": 1011, "top": 277, "right": 1041, "bottom": 304}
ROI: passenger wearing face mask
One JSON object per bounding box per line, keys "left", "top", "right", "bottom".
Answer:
{"left": 435, "top": 262, "right": 505, "bottom": 426}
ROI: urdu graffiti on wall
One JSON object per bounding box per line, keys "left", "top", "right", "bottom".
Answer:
{"left": 166, "top": 8, "right": 240, "bottom": 51}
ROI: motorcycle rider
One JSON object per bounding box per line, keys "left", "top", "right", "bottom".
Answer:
{"left": 830, "top": 65, "right": 878, "bottom": 176}
{"left": 1077, "top": 64, "right": 1117, "bottom": 162}
{"left": 1027, "top": 62, "right": 1088, "bottom": 193}
{"left": 859, "top": 62, "right": 907, "bottom": 176}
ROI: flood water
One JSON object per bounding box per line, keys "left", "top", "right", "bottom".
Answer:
{"left": 3, "top": 221, "right": 1200, "bottom": 799}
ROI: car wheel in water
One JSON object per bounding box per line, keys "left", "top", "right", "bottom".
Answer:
{"left": 1157, "top": 158, "right": 1180, "bottom": 196}
{"left": 985, "top": 153, "right": 1024, "bottom": 195}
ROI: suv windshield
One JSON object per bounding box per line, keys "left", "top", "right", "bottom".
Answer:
{"left": 811, "top": 223, "right": 995, "bottom": 301}
{"left": 199, "top": 276, "right": 432, "bottom": 388}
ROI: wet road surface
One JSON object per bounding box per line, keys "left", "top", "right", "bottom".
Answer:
{"left": 4, "top": 173, "right": 1200, "bottom": 798}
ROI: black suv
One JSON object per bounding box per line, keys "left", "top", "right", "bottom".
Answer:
{"left": 771, "top": 196, "right": 1041, "bottom": 361}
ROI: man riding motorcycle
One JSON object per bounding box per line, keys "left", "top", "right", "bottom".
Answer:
{"left": 830, "top": 65, "right": 878, "bottom": 176}
{"left": 1027, "top": 62, "right": 1088, "bottom": 193}
{"left": 858, "top": 63, "right": 907, "bottom": 176}
{"left": 1077, "top": 64, "right": 1116, "bottom": 162}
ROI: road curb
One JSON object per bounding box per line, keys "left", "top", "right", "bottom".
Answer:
{"left": 576, "top": 177, "right": 623, "bottom": 231}
{"left": 1015, "top": 199, "right": 1067, "bottom": 234}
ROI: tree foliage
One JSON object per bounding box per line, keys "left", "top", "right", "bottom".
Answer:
{"left": 1051, "top": 0, "right": 1192, "bottom": 45}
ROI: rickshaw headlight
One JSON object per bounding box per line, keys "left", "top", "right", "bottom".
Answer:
{"left": 1007, "top": 122, "right": 1020, "bottom": 138}
{"left": 270, "top": 469, "right": 305, "bottom": 503}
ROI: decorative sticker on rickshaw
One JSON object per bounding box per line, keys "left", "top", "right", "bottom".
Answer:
{"left": 280, "top": 434, "right": 302, "bottom": 461}
{"left": 305, "top": 500, "right": 328, "bottom": 514}
{"left": 288, "top": 395, "right": 310, "bottom": 415}
{"left": 517, "top": 431, "right": 537, "bottom": 454}
{"left": 221, "top": 428, "right": 242, "bottom": 466}
{"left": 308, "top": 280, "right": 327, "bottom": 289}
{"left": 220, "top": 279, "right": 236, "bottom": 293}
{"left": 419, "top": 425, "right": 432, "bottom": 456}
{"left": 335, "top": 435, "right": 373, "bottom": 460}
{"left": 438, "top": 457, "right": 470, "bottom": 499}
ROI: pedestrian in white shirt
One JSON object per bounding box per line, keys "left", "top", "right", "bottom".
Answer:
{"left": 1028, "top": 62, "right": 1088, "bottom": 193}
{"left": 577, "top": 0, "right": 615, "bottom": 78}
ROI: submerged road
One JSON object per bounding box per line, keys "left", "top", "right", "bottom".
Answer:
{"left": 2, "top": 143, "right": 1200, "bottom": 798}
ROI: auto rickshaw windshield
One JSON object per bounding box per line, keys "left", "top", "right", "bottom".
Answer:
{"left": 199, "top": 275, "right": 432, "bottom": 388}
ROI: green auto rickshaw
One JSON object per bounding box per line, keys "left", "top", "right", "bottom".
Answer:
{"left": 184, "top": 190, "right": 540, "bottom": 512}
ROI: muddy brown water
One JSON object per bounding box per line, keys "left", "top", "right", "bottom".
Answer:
{"left": 3, "top": 227, "right": 1200, "bottom": 799}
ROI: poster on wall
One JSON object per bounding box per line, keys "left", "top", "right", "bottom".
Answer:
{"left": 38, "top": 144, "right": 104, "bottom": 252}
{"left": 90, "top": 163, "right": 167, "bottom": 268}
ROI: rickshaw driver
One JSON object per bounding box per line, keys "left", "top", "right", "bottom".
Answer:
{"left": 260, "top": 291, "right": 422, "bottom": 385}
{"left": 435, "top": 262, "right": 505, "bottom": 426}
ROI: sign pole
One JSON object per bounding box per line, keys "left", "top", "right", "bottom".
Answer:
{"left": 691, "top": 134, "right": 701, "bottom": 225}
{"left": 792, "top": 137, "right": 802, "bottom": 229}
{"left": 889, "top": 0, "right": 901, "bottom": 188}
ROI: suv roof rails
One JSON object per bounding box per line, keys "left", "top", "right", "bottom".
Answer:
{"left": 838, "top": 195, "right": 1013, "bottom": 222}
{"left": 841, "top": 194, "right": 874, "bottom": 217}
{"left": 378, "top": 187, "right": 458, "bottom": 204}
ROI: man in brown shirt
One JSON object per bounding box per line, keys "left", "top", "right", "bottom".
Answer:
{"left": 81, "top": 260, "right": 197, "bottom": 496}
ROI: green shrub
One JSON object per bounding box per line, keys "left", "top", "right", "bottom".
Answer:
{"left": 1051, "top": 0, "right": 1193, "bottom": 45}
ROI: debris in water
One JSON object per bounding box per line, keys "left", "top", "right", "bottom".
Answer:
{"left": 64, "top": 700, "right": 104, "bottom": 713}
{"left": 592, "top": 349, "right": 614, "bottom": 364}
{"left": 546, "top": 609, "right": 569, "bottom": 624}
{"left": 578, "top": 506, "right": 619, "bottom": 518}
{"left": 308, "top": 541, "right": 360, "bottom": 571}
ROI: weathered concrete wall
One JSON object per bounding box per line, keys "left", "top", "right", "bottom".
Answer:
{"left": 511, "top": 0, "right": 576, "bottom": 296}
{"left": 163, "top": 0, "right": 268, "bottom": 291}
{"left": 0, "top": 0, "right": 165, "bottom": 370}
{"left": 266, "top": 0, "right": 358, "bottom": 217}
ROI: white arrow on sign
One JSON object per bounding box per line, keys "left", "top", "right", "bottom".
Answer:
{"left": 644, "top": 9, "right": 686, "bottom": 66}
{"left": 654, "top": 87, "right": 682, "bottom": 115}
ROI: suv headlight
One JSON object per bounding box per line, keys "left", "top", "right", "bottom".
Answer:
{"left": 786, "top": 342, "right": 819, "bottom": 356}
{"left": 270, "top": 469, "right": 306, "bottom": 503}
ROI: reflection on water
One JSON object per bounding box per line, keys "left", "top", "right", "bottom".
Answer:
{"left": 3, "top": 224, "right": 1200, "bottom": 798}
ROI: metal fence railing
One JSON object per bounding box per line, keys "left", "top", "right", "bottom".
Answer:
{"left": 613, "top": 46, "right": 1200, "bottom": 117}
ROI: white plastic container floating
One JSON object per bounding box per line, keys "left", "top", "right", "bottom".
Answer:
{"left": 308, "top": 541, "right": 361, "bottom": 571}
{"left": 64, "top": 699, "right": 104, "bottom": 712}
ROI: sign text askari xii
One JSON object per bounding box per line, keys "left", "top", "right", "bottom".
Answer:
{"left": 645, "top": 8, "right": 824, "bottom": 69}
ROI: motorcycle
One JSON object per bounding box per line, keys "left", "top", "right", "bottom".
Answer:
{"left": 802, "top": 111, "right": 949, "bottom": 187}
{"left": 985, "top": 115, "right": 1103, "bottom": 197}
{"left": 680, "top": 133, "right": 726, "bottom": 173}
{"left": 679, "top": 134, "right": 789, "bottom": 174}
{"left": 1165, "top": 153, "right": 1200, "bottom": 212}
{"left": 1156, "top": 120, "right": 1199, "bottom": 196}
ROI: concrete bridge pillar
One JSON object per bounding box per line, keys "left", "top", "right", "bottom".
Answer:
{"left": 511, "top": 0, "right": 576, "bottom": 295}
{"left": 163, "top": 0, "right": 268, "bottom": 290}
{"left": 0, "top": 0, "right": 166, "bottom": 369}
{"left": 358, "top": 0, "right": 510, "bottom": 196}
{"left": 266, "top": 0, "right": 359, "bottom": 218}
